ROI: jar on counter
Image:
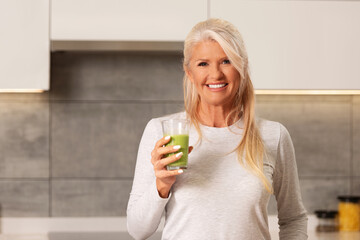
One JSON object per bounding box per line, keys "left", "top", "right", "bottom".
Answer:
{"left": 337, "top": 196, "right": 360, "bottom": 231}
{"left": 314, "top": 210, "right": 338, "bottom": 232}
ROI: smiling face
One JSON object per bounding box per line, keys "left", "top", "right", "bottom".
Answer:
{"left": 185, "top": 40, "right": 240, "bottom": 109}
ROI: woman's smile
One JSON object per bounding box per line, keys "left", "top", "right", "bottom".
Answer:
{"left": 206, "top": 82, "right": 229, "bottom": 90}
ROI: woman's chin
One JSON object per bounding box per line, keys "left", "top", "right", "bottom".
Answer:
{"left": 202, "top": 99, "right": 233, "bottom": 108}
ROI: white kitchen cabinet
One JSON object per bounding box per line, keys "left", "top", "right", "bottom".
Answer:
{"left": 51, "top": 0, "right": 207, "bottom": 41}
{"left": 211, "top": 0, "right": 360, "bottom": 90}
{"left": 0, "top": 0, "right": 49, "bottom": 91}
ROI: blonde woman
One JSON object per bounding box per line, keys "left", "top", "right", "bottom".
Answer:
{"left": 127, "top": 18, "right": 307, "bottom": 240}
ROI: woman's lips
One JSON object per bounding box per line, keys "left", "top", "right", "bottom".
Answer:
{"left": 206, "top": 83, "right": 228, "bottom": 91}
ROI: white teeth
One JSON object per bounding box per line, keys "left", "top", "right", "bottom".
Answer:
{"left": 208, "top": 84, "right": 226, "bottom": 89}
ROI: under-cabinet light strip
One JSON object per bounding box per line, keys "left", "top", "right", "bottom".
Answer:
{"left": 0, "top": 89, "right": 45, "bottom": 93}
{"left": 1, "top": 89, "right": 360, "bottom": 94}
{"left": 255, "top": 90, "right": 360, "bottom": 95}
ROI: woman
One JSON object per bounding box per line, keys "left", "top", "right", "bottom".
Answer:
{"left": 127, "top": 18, "right": 308, "bottom": 240}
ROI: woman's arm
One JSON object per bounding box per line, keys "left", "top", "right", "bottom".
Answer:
{"left": 127, "top": 119, "right": 168, "bottom": 239}
{"left": 127, "top": 119, "right": 184, "bottom": 239}
{"left": 273, "top": 124, "right": 308, "bottom": 240}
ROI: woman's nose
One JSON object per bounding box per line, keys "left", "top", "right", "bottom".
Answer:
{"left": 209, "top": 64, "right": 224, "bottom": 80}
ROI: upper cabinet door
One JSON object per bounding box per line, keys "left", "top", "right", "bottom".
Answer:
{"left": 211, "top": 0, "right": 360, "bottom": 90}
{"left": 0, "top": 0, "right": 49, "bottom": 91}
{"left": 51, "top": 0, "right": 207, "bottom": 41}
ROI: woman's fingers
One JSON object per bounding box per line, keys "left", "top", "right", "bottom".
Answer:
{"left": 156, "top": 144, "right": 181, "bottom": 156}
{"left": 151, "top": 136, "right": 185, "bottom": 197}
{"left": 155, "top": 168, "right": 184, "bottom": 178}
{"left": 155, "top": 135, "right": 171, "bottom": 149}
{"left": 152, "top": 137, "right": 191, "bottom": 173}
{"left": 154, "top": 152, "right": 183, "bottom": 170}
{"left": 151, "top": 136, "right": 171, "bottom": 163}
{"left": 188, "top": 146, "right": 193, "bottom": 154}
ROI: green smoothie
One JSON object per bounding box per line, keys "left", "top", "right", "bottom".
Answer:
{"left": 165, "top": 134, "right": 189, "bottom": 170}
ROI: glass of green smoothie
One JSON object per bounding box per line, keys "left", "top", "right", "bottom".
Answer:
{"left": 161, "top": 119, "right": 189, "bottom": 170}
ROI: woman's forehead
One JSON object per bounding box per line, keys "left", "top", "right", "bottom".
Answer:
{"left": 190, "top": 41, "right": 227, "bottom": 60}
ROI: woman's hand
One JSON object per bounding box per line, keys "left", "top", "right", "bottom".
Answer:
{"left": 151, "top": 136, "right": 193, "bottom": 198}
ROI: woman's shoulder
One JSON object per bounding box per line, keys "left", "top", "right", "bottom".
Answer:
{"left": 257, "top": 118, "right": 282, "bottom": 135}
{"left": 256, "top": 118, "right": 291, "bottom": 152}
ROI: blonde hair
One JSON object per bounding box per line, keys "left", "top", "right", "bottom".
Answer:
{"left": 183, "top": 18, "right": 272, "bottom": 193}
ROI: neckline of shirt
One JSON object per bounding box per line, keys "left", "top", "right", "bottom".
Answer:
{"left": 170, "top": 111, "right": 244, "bottom": 134}
{"left": 199, "top": 117, "right": 244, "bottom": 134}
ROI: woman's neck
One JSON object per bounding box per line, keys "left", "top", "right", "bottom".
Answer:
{"left": 198, "top": 102, "right": 238, "bottom": 128}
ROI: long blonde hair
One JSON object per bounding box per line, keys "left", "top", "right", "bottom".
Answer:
{"left": 183, "top": 18, "right": 272, "bottom": 193}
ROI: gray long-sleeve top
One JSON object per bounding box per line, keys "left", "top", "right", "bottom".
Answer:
{"left": 127, "top": 112, "right": 308, "bottom": 240}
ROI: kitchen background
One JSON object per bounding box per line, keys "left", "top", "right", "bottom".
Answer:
{"left": 0, "top": 50, "right": 359, "bottom": 218}
{"left": 0, "top": 0, "right": 360, "bottom": 237}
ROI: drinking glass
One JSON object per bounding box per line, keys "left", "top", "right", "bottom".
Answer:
{"left": 161, "top": 119, "right": 189, "bottom": 170}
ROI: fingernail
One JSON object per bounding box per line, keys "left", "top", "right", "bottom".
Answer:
{"left": 173, "top": 145, "right": 181, "bottom": 150}
{"left": 175, "top": 152, "right": 183, "bottom": 158}
{"left": 165, "top": 136, "right": 170, "bottom": 140}
{"left": 178, "top": 169, "right": 183, "bottom": 174}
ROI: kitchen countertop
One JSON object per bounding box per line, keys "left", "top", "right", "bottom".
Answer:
{"left": 0, "top": 235, "right": 47, "bottom": 240}
{"left": 307, "top": 232, "right": 360, "bottom": 240}
{"left": 275, "top": 231, "right": 359, "bottom": 240}
{"left": 0, "top": 231, "right": 360, "bottom": 240}
{"left": 0, "top": 216, "right": 359, "bottom": 239}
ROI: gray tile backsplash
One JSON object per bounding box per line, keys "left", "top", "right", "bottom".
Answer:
{"left": 267, "top": 195, "right": 277, "bottom": 215}
{"left": 352, "top": 178, "right": 360, "bottom": 195}
{"left": 0, "top": 101, "right": 49, "bottom": 178}
{"left": 353, "top": 96, "right": 360, "bottom": 177}
{"left": 52, "top": 102, "right": 182, "bottom": 178}
{"left": 51, "top": 52, "right": 184, "bottom": 101}
{"left": 51, "top": 180, "right": 132, "bottom": 217}
{"left": 300, "top": 178, "right": 350, "bottom": 213}
{"left": 256, "top": 96, "right": 351, "bottom": 177}
{"left": 0, "top": 51, "right": 359, "bottom": 217}
{"left": 0, "top": 180, "right": 49, "bottom": 217}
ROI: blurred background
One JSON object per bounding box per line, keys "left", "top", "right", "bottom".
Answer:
{"left": 0, "top": 0, "right": 359, "bottom": 238}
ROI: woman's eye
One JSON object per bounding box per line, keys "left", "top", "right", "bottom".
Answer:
{"left": 198, "top": 62, "right": 208, "bottom": 66}
{"left": 223, "top": 59, "right": 231, "bottom": 64}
